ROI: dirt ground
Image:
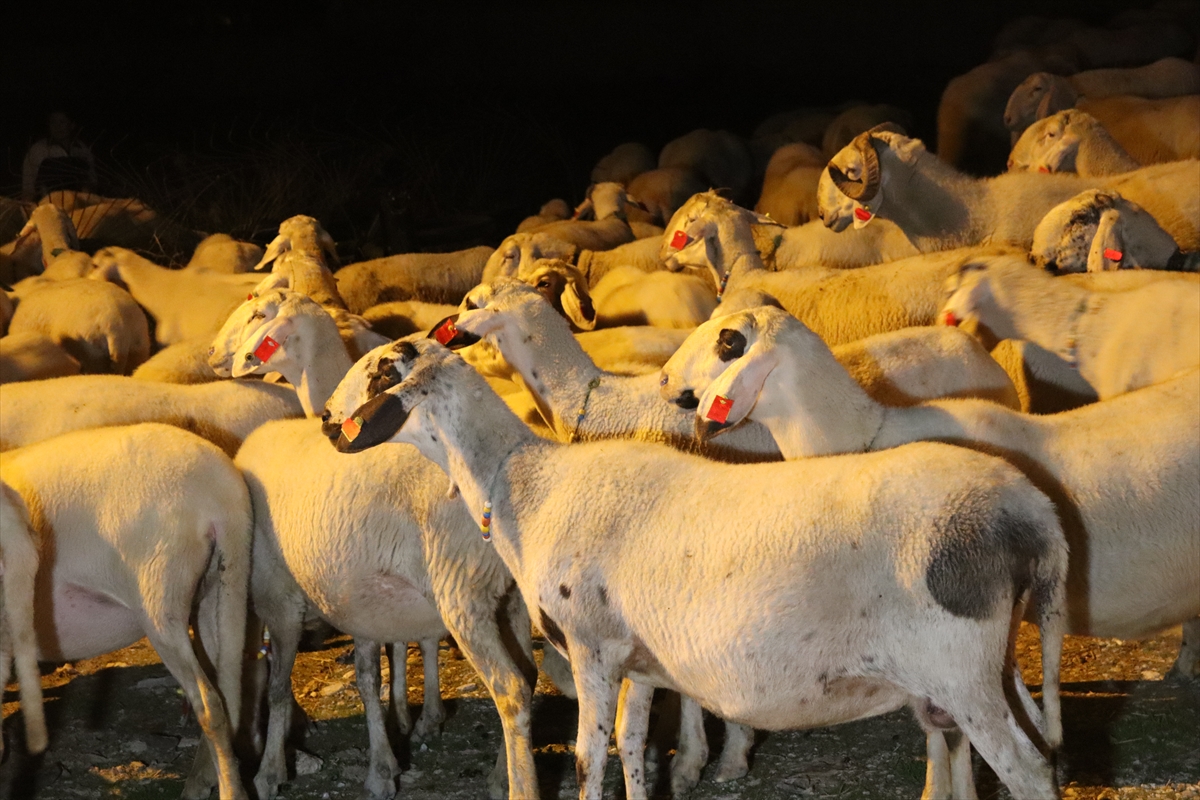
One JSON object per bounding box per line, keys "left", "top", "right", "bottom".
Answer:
{"left": 1, "top": 624, "right": 1196, "bottom": 800}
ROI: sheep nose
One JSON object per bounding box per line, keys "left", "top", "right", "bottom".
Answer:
{"left": 320, "top": 412, "right": 340, "bottom": 442}
{"left": 673, "top": 389, "right": 700, "bottom": 410}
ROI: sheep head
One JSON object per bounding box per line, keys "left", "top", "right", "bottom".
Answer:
{"left": 817, "top": 123, "right": 906, "bottom": 232}
{"left": 254, "top": 214, "right": 337, "bottom": 271}
{"left": 1003, "top": 72, "right": 1077, "bottom": 135}
{"left": 481, "top": 232, "right": 578, "bottom": 283}
{"left": 1007, "top": 109, "right": 1095, "bottom": 173}
{"left": 660, "top": 305, "right": 790, "bottom": 423}
{"left": 1031, "top": 189, "right": 1181, "bottom": 274}
{"left": 661, "top": 191, "right": 775, "bottom": 284}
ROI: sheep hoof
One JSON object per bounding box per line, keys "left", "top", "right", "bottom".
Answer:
{"left": 253, "top": 765, "right": 285, "bottom": 800}
{"left": 361, "top": 769, "right": 400, "bottom": 800}
{"left": 485, "top": 758, "right": 506, "bottom": 800}
{"left": 669, "top": 757, "right": 704, "bottom": 797}
{"left": 411, "top": 711, "right": 445, "bottom": 742}
{"left": 713, "top": 755, "right": 748, "bottom": 783}
{"left": 1169, "top": 652, "right": 1200, "bottom": 680}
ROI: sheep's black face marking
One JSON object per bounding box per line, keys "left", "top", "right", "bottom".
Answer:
{"left": 673, "top": 389, "right": 699, "bottom": 409}
{"left": 539, "top": 608, "right": 568, "bottom": 654}
{"left": 597, "top": 585, "right": 608, "bottom": 606}
{"left": 716, "top": 328, "right": 746, "bottom": 362}
{"left": 335, "top": 392, "right": 410, "bottom": 453}
{"left": 925, "top": 508, "right": 1047, "bottom": 620}
{"left": 366, "top": 357, "right": 401, "bottom": 398}
{"left": 558, "top": 584, "right": 571, "bottom": 599}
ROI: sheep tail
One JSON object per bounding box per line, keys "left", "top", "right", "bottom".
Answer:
{"left": 1031, "top": 530, "right": 1068, "bottom": 751}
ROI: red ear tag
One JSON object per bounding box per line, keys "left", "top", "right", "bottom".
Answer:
{"left": 1037, "top": 166, "right": 1050, "bottom": 174}
{"left": 853, "top": 207, "right": 872, "bottom": 222}
{"left": 941, "top": 310, "right": 960, "bottom": 327}
{"left": 1103, "top": 248, "right": 1123, "bottom": 262}
{"left": 341, "top": 416, "right": 362, "bottom": 442}
{"left": 434, "top": 319, "right": 458, "bottom": 345}
{"left": 247, "top": 293, "right": 254, "bottom": 301}
{"left": 254, "top": 335, "right": 280, "bottom": 362}
{"left": 670, "top": 230, "right": 691, "bottom": 250}
{"left": 706, "top": 395, "right": 733, "bottom": 424}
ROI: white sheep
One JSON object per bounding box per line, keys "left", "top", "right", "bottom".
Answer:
{"left": 8, "top": 278, "right": 151, "bottom": 374}
{"left": 330, "top": 338, "right": 1068, "bottom": 800}
{"left": 336, "top": 245, "right": 495, "bottom": 312}
{"left": 818, "top": 127, "right": 1200, "bottom": 252}
{"left": 1062, "top": 94, "right": 1200, "bottom": 164}
{"left": 0, "top": 375, "right": 302, "bottom": 456}
{"left": 90, "top": 246, "right": 262, "bottom": 346}
{"left": 1003, "top": 57, "right": 1200, "bottom": 136}
{"left": 184, "top": 233, "right": 264, "bottom": 274}
{"left": 1, "top": 203, "right": 89, "bottom": 283}
{"left": 0, "top": 484, "right": 48, "bottom": 759}
{"left": 1008, "top": 109, "right": 1141, "bottom": 175}
{"left": 590, "top": 142, "right": 656, "bottom": 186}
{"left": 575, "top": 236, "right": 665, "bottom": 287}
{"left": 252, "top": 213, "right": 340, "bottom": 272}
{"left": 211, "top": 290, "right": 577, "bottom": 799}
{"left": 682, "top": 305, "right": 1199, "bottom": 790}
{"left": 940, "top": 253, "right": 1199, "bottom": 399}
{"left": 0, "top": 424, "right": 253, "bottom": 800}
{"left": 252, "top": 216, "right": 347, "bottom": 310}
{"left": 0, "top": 332, "right": 81, "bottom": 383}
{"left": 1031, "top": 189, "right": 1200, "bottom": 273}
{"left": 667, "top": 190, "right": 919, "bottom": 274}
{"left": 132, "top": 336, "right": 222, "bottom": 384}
{"left": 753, "top": 142, "right": 826, "bottom": 226}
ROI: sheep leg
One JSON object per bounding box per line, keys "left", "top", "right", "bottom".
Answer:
{"left": 2, "top": 554, "right": 47, "bottom": 755}
{"left": 142, "top": 620, "right": 246, "bottom": 800}
{"left": 384, "top": 643, "right": 412, "bottom": 734}
{"left": 540, "top": 641, "right": 577, "bottom": 698}
{"left": 671, "top": 696, "right": 709, "bottom": 796}
{"left": 571, "top": 643, "right": 622, "bottom": 800}
{"left": 411, "top": 638, "right": 446, "bottom": 740}
{"left": 354, "top": 639, "right": 401, "bottom": 800}
{"left": 1171, "top": 617, "right": 1200, "bottom": 679}
{"left": 922, "top": 730, "right": 953, "bottom": 800}
{"left": 941, "top": 687, "right": 1055, "bottom": 800}
{"left": 250, "top": 579, "right": 306, "bottom": 800}
{"left": 615, "top": 680, "right": 652, "bottom": 800}
{"left": 713, "top": 721, "right": 752, "bottom": 783}
{"left": 439, "top": 587, "right": 537, "bottom": 800}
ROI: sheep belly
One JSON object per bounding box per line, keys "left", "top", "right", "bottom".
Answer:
{"left": 40, "top": 582, "right": 145, "bottom": 662}
{"left": 313, "top": 572, "right": 446, "bottom": 644}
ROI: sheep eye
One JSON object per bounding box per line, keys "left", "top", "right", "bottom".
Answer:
{"left": 716, "top": 328, "right": 747, "bottom": 362}
{"left": 251, "top": 311, "right": 265, "bottom": 321}
{"left": 464, "top": 298, "right": 479, "bottom": 311}
{"left": 536, "top": 279, "right": 552, "bottom": 289}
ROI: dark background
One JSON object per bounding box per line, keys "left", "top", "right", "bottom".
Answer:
{"left": 1, "top": 1, "right": 1184, "bottom": 251}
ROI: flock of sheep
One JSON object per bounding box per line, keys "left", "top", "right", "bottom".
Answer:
{"left": 1, "top": 5, "right": 1199, "bottom": 800}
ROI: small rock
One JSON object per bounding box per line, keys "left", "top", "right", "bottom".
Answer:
{"left": 319, "top": 681, "right": 345, "bottom": 697}
{"left": 400, "top": 769, "right": 423, "bottom": 786}
{"left": 419, "top": 742, "right": 429, "bottom": 752}
{"left": 340, "top": 765, "right": 368, "bottom": 781}
{"left": 135, "top": 676, "right": 177, "bottom": 690}
{"left": 295, "top": 751, "right": 323, "bottom": 776}
{"left": 178, "top": 737, "right": 200, "bottom": 749}
{"left": 457, "top": 683, "right": 478, "bottom": 693}
{"left": 125, "top": 740, "right": 147, "bottom": 754}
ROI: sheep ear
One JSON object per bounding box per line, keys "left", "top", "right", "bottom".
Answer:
{"left": 561, "top": 275, "right": 597, "bottom": 331}
{"left": 254, "top": 233, "right": 290, "bottom": 271}
{"left": 233, "top": 315, "right": 296, "bottom": 377}
{"left": 1040, "top": 131, "right": 1080, "bottom": 173}
{"left": 254, "top": 270, "right": 292, "bottom": 295}
{"left": 317, "top": 229, "right": 339, "bottom": 267}
{"left": 336, "top": 391, "right": 410, "bottom": 453}
{"left": 1087, "top": 209, "right": 1124, "bottom": 272}
{"left": 694, "top": 342, "right": 777, "bottom": 439}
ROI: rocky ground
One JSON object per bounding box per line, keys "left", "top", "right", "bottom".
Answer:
{"left": 1, "top": 624, "right": 1196, "bottom": 799}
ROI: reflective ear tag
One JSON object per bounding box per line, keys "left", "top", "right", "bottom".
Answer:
{"left": 254, "top": 335, "right": 280, "bottom": 361}
{"left": 341, "top": 416, "right": 363, "bottom": 442}
{"left": 434, "top": 319, "right": 458, "bottom": 345}
{"left": 1037, "top": 166, "right": 1051, "bottom": 174}
{"left": 1103, "top": 248, "right": 1123, "bottom": 262}
{"left": 247, "top": 293, "right": 255, "bottom": 301}
{"left": 706, "top": 395, "right": 733, "bottom": 424}
{"left": 670, "top": 230, "right": 691, "bottom": 250}
{"left": 942, "top": 310, "right": 960, "bottom": 327}
{"left": 853, "top": 207, "right": 872, "bottom": 222}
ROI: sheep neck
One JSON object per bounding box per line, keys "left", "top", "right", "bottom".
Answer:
{"left": 495, "top": 310, "right": 604, "bottom": 440}
{"left": 755, "top": 341, "right": 886, "bottom": 459}
{"left": 284, "top": 313, "right": 354, "bottom": 416}
{"left": 34, "top": 220, "right": 75, "bottom": 263}
{"left": 879, "top": 150, "right": 984, "bottom": 251}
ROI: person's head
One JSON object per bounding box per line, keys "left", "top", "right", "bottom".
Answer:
{"left": 47, "top": 112, "right": 74, "bottom": 143}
